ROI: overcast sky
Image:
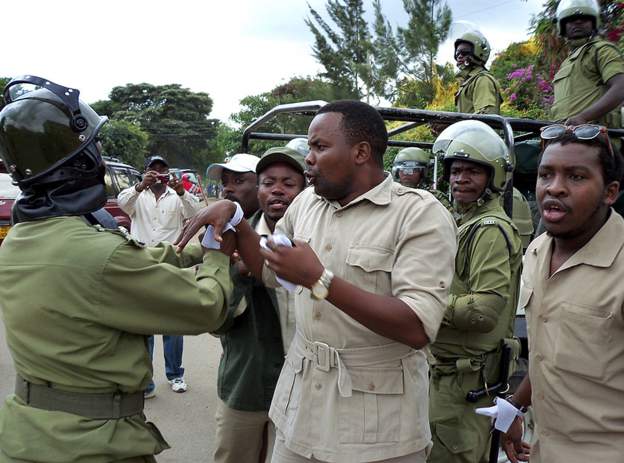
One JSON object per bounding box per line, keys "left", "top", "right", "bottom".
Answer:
{"left": 5, "top": 0, "right": 543, "bottom": 122}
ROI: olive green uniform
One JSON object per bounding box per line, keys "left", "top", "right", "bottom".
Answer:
{"left": 456, "top": 66, "right": 503, "bottom": 114}
{"left": 0, "top": 216, "right": 232, "bottom": 463}
{"left": 428, "top": 196, "right": 522, "bottom": 463}
{"left": 551, "top": 37, "right": 624, "bottom": 127}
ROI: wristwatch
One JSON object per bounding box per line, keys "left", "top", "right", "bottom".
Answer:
{"left": 311, "top": 268, "right": 334, "bottom": 300}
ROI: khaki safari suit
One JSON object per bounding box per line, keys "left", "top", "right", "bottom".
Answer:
{"left": 520, "top": 211, "right": 624, "bottom": 463}
{"left": 264, "top": 176, "right": 457, "bottom": 463}
{"left": 551, "top": 37, "right": 624, "bottom": 128}
{"left": 456, "top": 66, "right": 502, "bottom": 114}
{"left": 428, "top": 195, "right": 522, "bottom": 463}
{"left": 0, "top": 217, "right": 232, "bottom": 463}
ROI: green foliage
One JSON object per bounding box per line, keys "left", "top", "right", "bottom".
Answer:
{"left": 306, "top": 0, "right": 373, "bottom": 99}
{"left": 0, "top": 77, "right": 11, "bottom": 109}
{"left": 373, "top": 0, "right": 452, "bottom": 104}
{"left": 230, "top": 75, "right": 353, "bottom": 155}
{"left": 93, "top": 83, "right": 217, "bottom": 170}
{"left": 204, "top": 122, "right": 240, "bottom": 163}
{"left": 491, "top": 41, "right": 540, "bottom": 84}
{"left": 99, "top": 120, "right": 149, "bottom": 169}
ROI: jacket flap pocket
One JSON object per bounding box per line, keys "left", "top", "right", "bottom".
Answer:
{"left": 553, "top": 63, "right": 572, "bottom": 82}
{"left": 346, "top": 247, "right": 393, "bottom": 272}
{"left": 349, "top": 367, "right": 404, "bottom": 394}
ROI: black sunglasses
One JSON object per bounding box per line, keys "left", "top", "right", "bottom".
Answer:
{"left": 540, "top": 124, "right": 614, "bottom": 158}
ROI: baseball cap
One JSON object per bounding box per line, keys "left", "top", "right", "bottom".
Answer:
{"left": 145, "top": 155, "right": 169, "bottom": 170}
{"left": 207, "top": 153, "right": 259, "bottom": 180}
{"left": 256, "top": 147, "right": 306, "bottom": 176}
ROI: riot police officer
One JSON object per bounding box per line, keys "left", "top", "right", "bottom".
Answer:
{"left": 551, "top": 0, "right": 624, "bottom": 127}
{"left": 392, "top": 147, "right": 452, "bottom": 211}
{"left": 454, "top": 30, "right": 503, "bottom": 114}
{"left": 427, "top": 121, "right": 522, "bottom": 463}
{"left": 0, "top": 76, "right": 233, "bottom": 462}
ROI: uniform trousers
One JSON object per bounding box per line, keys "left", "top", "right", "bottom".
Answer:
{"left": 428, "top": 369, "right": 492, "bottom": 463}
{"left": 214, "top": 398, "right": 274, "bottom": 463}
{"left": 271, "top": 436, "right": 428, "bottom": 463}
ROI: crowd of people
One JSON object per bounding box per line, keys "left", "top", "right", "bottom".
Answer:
{"left": 0, "top": 1, "right": 623, "bottom": 463}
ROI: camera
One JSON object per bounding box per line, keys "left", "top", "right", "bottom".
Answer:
{"left": 156, "top": 174, "right": 170, "bottom": 184}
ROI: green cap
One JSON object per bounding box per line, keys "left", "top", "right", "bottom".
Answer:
{"left": 256, "top": 146, "right": 306, "bottom": 176}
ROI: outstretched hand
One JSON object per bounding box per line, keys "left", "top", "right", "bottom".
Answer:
{"left": 260, "top": 239, "right": 324, "bottom": 288}
{"left": 501, "top": 416, "right": 531, "bottom": 462}
{"left": 174, "top": 200, "right": 237, "bottom": 252}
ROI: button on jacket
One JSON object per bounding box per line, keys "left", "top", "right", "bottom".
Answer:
{"left": 117, "top": 186, "right": 202, "bottom": 245}
{"left": 264, "top": 176, "right": 457, "bottom": 462}
{"left": 0, "top": 216, "right": 232, "bottom": 462}
{"left": 520, "top": 211, "right": 624, "bottom": 463}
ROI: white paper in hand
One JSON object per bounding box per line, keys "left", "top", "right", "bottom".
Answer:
{"left": 475, "top": 397, "right": 523, "bottom": 432}
{"left": 201, "top": 224, "right": 235, "bottom": 250}
{"left": 259, "top": 234, "right": 298, "bottom": 292}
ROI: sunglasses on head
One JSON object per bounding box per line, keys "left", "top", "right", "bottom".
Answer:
{"left": 540, "top": 124, "right": 614, "bottom": 158}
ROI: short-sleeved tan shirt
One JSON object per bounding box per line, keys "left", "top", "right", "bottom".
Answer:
{"left": 264, "top": 176, "right": 457, "bottom": 462}
{"left": 520, "top": 211, "right": 624, "bottom": 463}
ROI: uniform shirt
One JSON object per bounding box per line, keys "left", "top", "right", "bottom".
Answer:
{"left": 551, "top": 38, "right": 624, "bottom": 127}
{"left": 117, "top": 185, "right": 202, "bottom": 245}
{"left": 432, "top": 195, "right": 522, "bottom": 360}
{"left": 520, "top": 211, "right": 624, "bottom": 463}
{"left": 264, "top": 176, "right": 457, "bottom": 462}
{"left": 0, "top": 216, "right": 231, "bottom": 462}
{"left": 455, "top": 66, "right": 502, "bottom": 114}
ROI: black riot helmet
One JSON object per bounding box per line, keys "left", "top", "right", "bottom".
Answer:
{"left": 0, "top": 75, "right": 107, "bottom": 186}
{"left": 0, "top": 76, "right": 109, "bottom": 221}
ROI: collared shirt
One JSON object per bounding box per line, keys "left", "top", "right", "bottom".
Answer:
{"left": 264, "top": 176, "right": 457, "bottom": 462}
{"left": 520, "top": 211, "right": 624, "bottom": 463}
{"left": 0, "top": 216, "right": 231, "bottom": 461}
{"left": 455, "top": 66, "right": 502, "bottom": 114}
{"left": 117, "top": 186, "right": 201, "bottom": 245}
{"left": 551, "top": 38, "right": 624, "bottom": 127}
{"left": 257, "top": 213, "right": 296, "bottom": 351}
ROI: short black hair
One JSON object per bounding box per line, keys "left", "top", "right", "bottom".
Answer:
{"left": 317, "top": 100, "right": 388, "bottom": 167}
{"left": 544, "top": 133, "right": 624, "bottom": 185}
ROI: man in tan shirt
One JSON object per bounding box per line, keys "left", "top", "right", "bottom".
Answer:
{"left": 501, "top": 125, "right": 624, "bottom": 463}
{"left": 177, "top": 100, "right": 457, "bottom": 463}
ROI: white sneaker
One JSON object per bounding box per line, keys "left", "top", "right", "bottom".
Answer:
{"left": 169, "top": 377, "right": 188, "bottom": 393}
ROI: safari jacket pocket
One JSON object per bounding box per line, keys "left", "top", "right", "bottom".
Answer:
{"left": 345, "top": 246, "right": 393, "bottom": 293}
{"left": 554, "top": 302, "right": 612, "bottom": 379}
{"left": 338, "top": 367, "right": 403, "bottom": 444}
{"left": 273, "top": 352, "right": 304, "bottom": 414}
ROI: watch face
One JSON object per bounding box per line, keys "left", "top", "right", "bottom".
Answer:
{"left": 312, "top": 283, "right": 329, "bottom": 300}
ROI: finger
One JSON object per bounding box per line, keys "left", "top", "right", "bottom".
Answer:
{"left": 174, "top": 219, "right": 202, "bottom": 251}
{"left": 212, "top": 221, "right": 228, "bottom": 243}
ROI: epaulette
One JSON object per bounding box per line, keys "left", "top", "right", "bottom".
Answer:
{"left": 94, "top": 225, "right": 146, "bottom": 248}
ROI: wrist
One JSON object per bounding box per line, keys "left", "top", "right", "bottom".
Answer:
{"left": 505, "top": 394, "right": 528, "bottom": 413}
{"left": 135, "top": 183, "right": 145, "bottom": 192}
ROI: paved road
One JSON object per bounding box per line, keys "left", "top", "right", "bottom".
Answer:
{"left": 0, "top": 319, "right": 223, "bottom": 462}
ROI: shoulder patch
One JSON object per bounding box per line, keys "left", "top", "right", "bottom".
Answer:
{"left": 481, "top": 218, "right": 497, "bottom": 226}
{"left": 98, "top": 225, "right": 146, "bottom": 248}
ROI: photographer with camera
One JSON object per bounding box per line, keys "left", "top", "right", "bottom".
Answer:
{"left": 118, "top": 155, "right": 202, "bottom": 397}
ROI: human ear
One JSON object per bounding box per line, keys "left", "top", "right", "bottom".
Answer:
{"left": 603, "top": 181, "right": 620, "bottom": 206}
{"left": 353, "top": 141, "right": 372, "bottom": 166}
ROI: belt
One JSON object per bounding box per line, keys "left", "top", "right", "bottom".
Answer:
{"left": 15, "top": 375, "right": 144, "bottom": 420}
{"left": 293, "top": 332, "right": 413, "bottom": 398}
